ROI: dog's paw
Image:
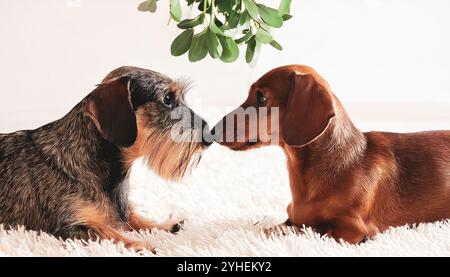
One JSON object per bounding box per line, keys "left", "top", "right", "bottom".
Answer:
{"left": 125, "top": 240, "right": 156, "bottom": 254}
{"left": 263, "top": 227, "right": 285, "bottom": 238}
{"left": 169, "top": 220, "right": 185, "bottom": 234}
{"left": 263, "top": 224, "right": 298, "bottom": 238}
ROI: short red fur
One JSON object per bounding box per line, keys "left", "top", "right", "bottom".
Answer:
{"left": 214, "top": 65, "right": 450, "bottom": 243}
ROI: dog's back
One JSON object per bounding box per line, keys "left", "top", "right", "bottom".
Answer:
{"left": 0, "top": 107, "right": 115, "bottom": 235}
{"left": 0, "top": 129, "right": 55, "bottom": 231}
{"left": 364, "top": 130, "right": 450, "bottom": 228}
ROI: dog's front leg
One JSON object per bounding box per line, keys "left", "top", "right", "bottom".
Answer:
{"left": 127, "top": 210, "right": 184, "bottom": 234}
{"left": 68, "top": 204, "right": 156, "bottom": 253}
{"left": 55, "top": 223, "right": 156, "bottom": 253}
{"left": 263, "top": 202, "right": 303, "bottom": 237}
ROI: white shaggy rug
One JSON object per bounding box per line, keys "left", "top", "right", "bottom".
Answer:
{"left": 0, "top": 144, "right": 449, "bottom": 257}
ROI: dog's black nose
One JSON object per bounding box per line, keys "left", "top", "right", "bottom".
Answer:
{"left": 202, "top": 136, "right": 213, "bottom": 147}
{"left": 202, "top": 121, "right": 214, "bottom": 147}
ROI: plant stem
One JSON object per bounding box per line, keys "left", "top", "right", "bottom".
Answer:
{"left": 210, "top": 0, "right": 216, "bottom": 21}
{"left": 245, "top": 0, "right": 264, "bottom": 32}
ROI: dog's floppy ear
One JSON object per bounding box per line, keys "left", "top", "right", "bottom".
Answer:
{"left": 85, "top": 76, "right": 137, "bottom": 147}
{"left": 282, "top": 72, "right": 335, "bottom": 147}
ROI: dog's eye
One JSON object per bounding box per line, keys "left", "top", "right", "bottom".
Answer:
{"left": 163, "top": 93, "right": 174, "bottom": 107}
{"left": 257, "top": 91, "right": 266, "bottom": 106}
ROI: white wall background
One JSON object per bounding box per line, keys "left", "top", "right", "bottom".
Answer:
{"left": 1, "top": 0, "right": 450, "bottom": 133}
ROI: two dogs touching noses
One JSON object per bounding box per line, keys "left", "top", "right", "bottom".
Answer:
{"left": 0, "top": 64, "right": 449, "bottom": 252}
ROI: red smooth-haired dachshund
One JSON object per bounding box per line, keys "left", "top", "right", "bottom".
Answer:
{"left": 213, "top": 65, "right": 450, "bottom": 243}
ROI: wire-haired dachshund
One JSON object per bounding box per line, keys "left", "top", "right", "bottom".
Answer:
{"left": 213, "top": 64, "right": 450, "bottom": 243}
{"left": 0, "top": 66, "right": 211, "bottom": 252}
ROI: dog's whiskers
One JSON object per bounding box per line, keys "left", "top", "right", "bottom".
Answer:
{"left": 121, "top": 115, "right": 204, "bottom": 181}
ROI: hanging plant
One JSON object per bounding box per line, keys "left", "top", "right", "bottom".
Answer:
{"left": 138, "top": 0, "right": 293, "bottom": 63}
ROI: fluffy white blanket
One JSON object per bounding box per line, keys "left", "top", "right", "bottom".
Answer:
{"left": 0, "top": 145, "right": 449, "bottom": 257}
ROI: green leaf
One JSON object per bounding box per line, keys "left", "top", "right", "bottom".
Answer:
{"left": 257, "top": 4, "right": 283, "bottom": 28}
{"left": 188, "top": 33, "right": 208, "bottom": 62}
{"left": 197, "top": 0, "right": 212, "bottom": 13}
{"left": 255, "top": 29, "right": 273, "bottom": 44}
{"left": 138, "top": 0, "right": 157, "bottom": 13}
{"left": 209, "top": 19, "right": 225, "bottom": 35}
{"left": 177, "top": 19, "right": 196, "bottom": 29}
{"left": 282, "top": 14, "right": 293, "bottom": 21}
{"left": 171, "top": 29, "right": 194, "bottom": 56}
{"left": 177, "top": 14, "right": 205, "bottom": 29}
{"left": 218, "top": 36, "right": 239, "bottom": 63}
{"left": 214, "top": 17, "right": 224, "bottom": 27}
{"left": 206, "top": 30, "right": 223, "bottom": 59}
{"left": 226, "top": 11, "right": 240, "bottom": 30}
{"left": 245, "top": 38, "right": 256, "bottom": 63}
{"left": 242, "top": 0, "right": 259, "bottom": 19}
{"left": 170, "top": 0, "right": 182, "bottom": 22}
{"left": 238, "top": 11, "right": 251, "bottom": 26}
{"left": 269, "top": 40, "right": 283, "bottom": 51}
{"left": 235, "top": 31, "right": 253, "bottom": 44}
{"left": 278, "top": 0, "right": 292, "bottom": 16}
{"left": 217, "top": 0, "right": 236, "bottom": 14}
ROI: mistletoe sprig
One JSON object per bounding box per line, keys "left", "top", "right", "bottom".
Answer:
{"left": 138, "top": 0, "right": 293, "bottom": 63}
